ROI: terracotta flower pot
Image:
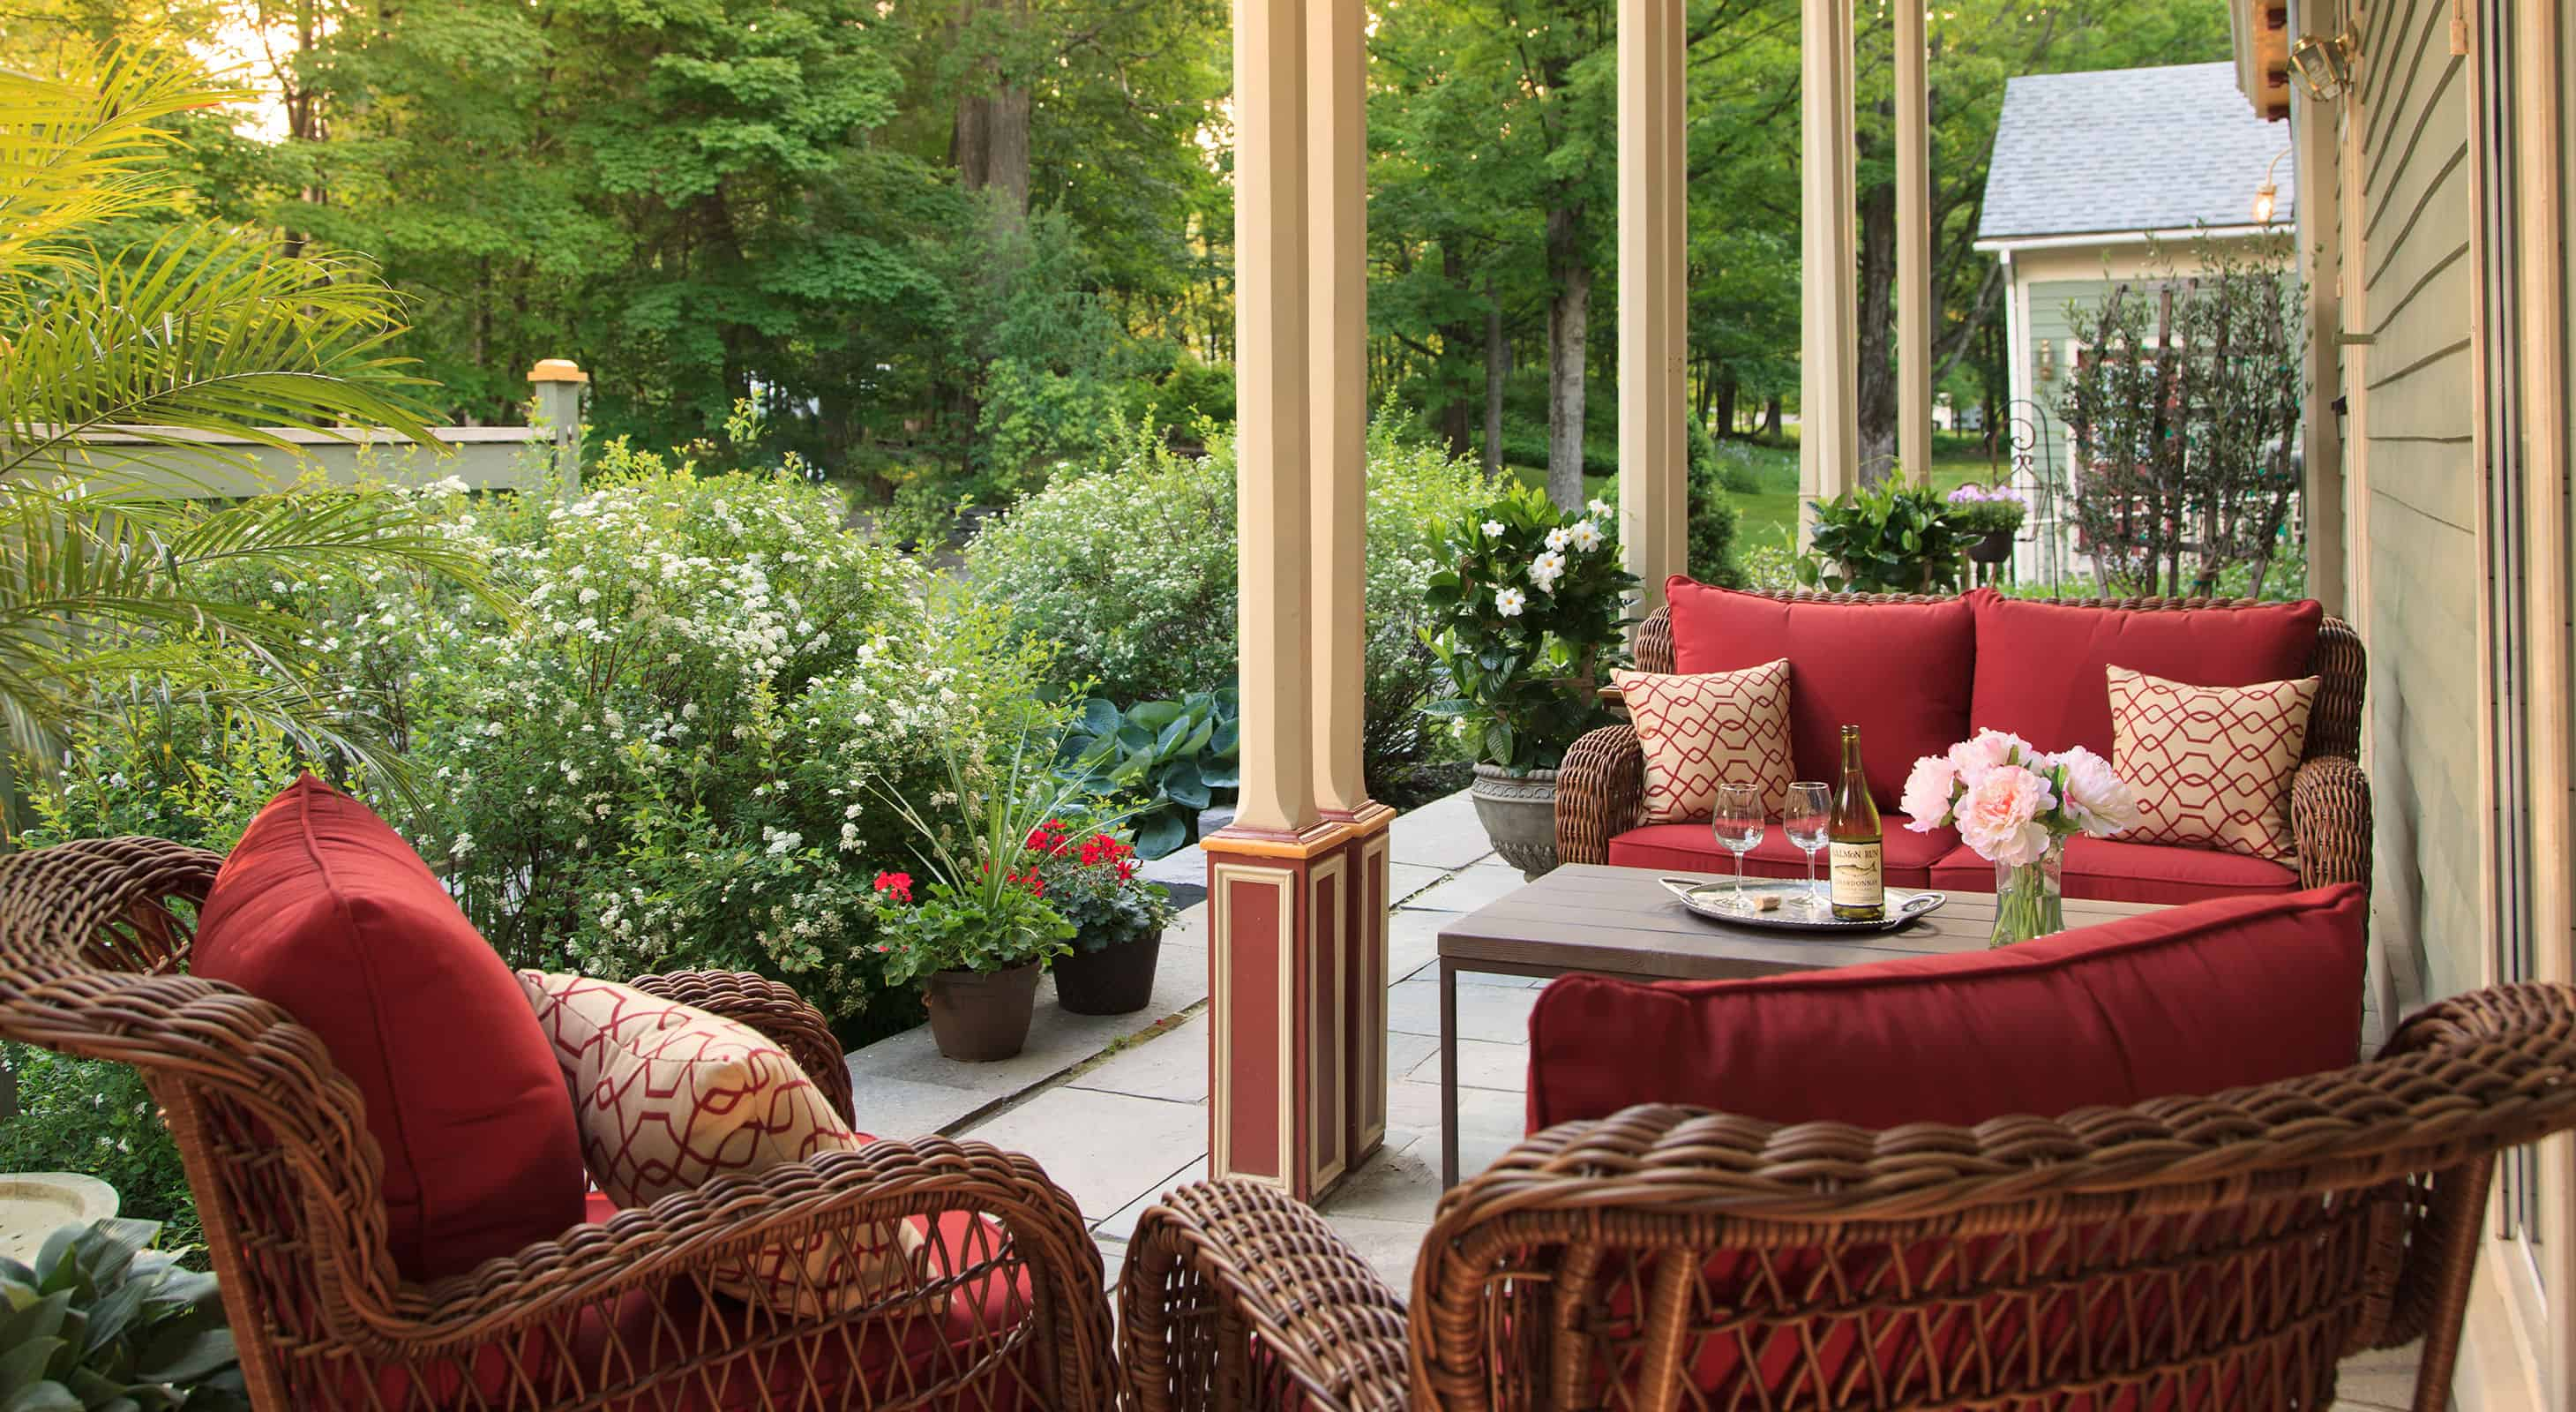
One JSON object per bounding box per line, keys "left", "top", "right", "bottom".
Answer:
{"left": 1052, "top": 931, "right": 1164, "bottom": 1016}
{"left": 924, "top": 963, "right": 1041, "bottom": 1062}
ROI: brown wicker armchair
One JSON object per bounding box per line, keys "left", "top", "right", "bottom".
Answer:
{"left": 1556, "top": 593, "right": 2373, "bottom": 894}
{"left": 0, "top": 836, "right": 1121, "bottom": 1412}
{"left": 1118, "top": 982, "right": 2576, "bottom": 1412}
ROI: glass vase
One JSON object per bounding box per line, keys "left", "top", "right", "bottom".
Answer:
{"left": 1988, "top": 834, "right": 2067, "bottom": 949}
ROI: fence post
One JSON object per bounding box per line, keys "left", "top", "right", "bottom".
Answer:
{"left": 528, "top": 359, "right": 589, "bottom": 493}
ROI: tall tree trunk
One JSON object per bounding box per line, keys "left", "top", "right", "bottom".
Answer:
{"left": 1436, "top": 244, "right": 1476, "bottom": 457}
{"left": 1714, "top": 372, "right": 1739, "bottom": 440}
{"left": 1854, "top": 171, "right": 1898, "bottom": 483}
{"left": 950, "top": 0, "right": 1032, "bottom": 226}
{"left": 1762, "top": 394, "right": 1783, "bottom": 440}
{"left": 1482, "top": 284, "right": 1507, "bottom": 480}
{"left": 1544, "top": 206, "right": 1591, "bottom": 510}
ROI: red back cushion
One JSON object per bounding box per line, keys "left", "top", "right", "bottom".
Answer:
{"left": 1526, "top": 884, "right": 2365, "bottom": 1132}
{"left": 1966, "top": 589, "right": 2324, "bottom": 758}
{"left": 1663, "top": 577, "right": 1974, "bottom": 807}
{"left": 196, "top": 775, "right": 585, "bottom": 1282}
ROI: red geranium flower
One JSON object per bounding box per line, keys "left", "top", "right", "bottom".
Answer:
{"left": 872, "top": 870, "right": 915, "bottom": 905}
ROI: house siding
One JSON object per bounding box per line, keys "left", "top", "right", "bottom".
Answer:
{"left": 2350, "top": 0, "right": 2478, "bottom": 1003}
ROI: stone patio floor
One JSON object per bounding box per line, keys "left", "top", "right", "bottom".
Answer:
{"left": 840, "top": 786, "right": 2421, "bottom": 1408}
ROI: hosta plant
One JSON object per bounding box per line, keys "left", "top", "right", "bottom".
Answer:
{"left": 1421, "top": 484, "right": 1636, "bottom": 774}
{"left": 1053, "top": 692, "right": 1240, "bottom": 859}
{"left": 0, "top": 1217, "right": 246, "bottom": 1411}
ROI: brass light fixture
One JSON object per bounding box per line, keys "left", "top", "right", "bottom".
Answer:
{"left": 2252, "top": 148, "right": 2289, "bottom": 225}
{"left": 2288, "top": 31, "right": 2355, "bottom": 101}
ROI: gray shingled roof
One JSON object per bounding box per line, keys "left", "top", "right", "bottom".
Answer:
{"left": 1978, "top": 62, "right": 2292, "bottom": 243}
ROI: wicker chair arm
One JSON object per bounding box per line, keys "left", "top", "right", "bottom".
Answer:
{"left": 2292, "top": 755, "right": 2373, "bottom": 893}
{"left": 1120, "top": 1180, "right": 1411, "bottom": 1412}
{"left": 1554, "top": 724, "right": 1644, "bottom": 867}
{"left": 629, "top": 969, "right": 856, "bottom": 1126}
{"left": 341, "top": 1138, "right": 1112, "bottom": 1371}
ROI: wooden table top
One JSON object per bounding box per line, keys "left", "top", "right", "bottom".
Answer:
{"left": 1435, "top": 863, "right": 2165, "bottom": 982}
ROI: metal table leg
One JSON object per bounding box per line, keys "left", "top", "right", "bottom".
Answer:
{"left": 1441, "top": 956, "right": 1460, "bottom": 1188}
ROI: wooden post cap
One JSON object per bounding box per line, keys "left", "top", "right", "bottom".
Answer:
{"left": 528, "top": 358, "right": 590, "bottom": 384}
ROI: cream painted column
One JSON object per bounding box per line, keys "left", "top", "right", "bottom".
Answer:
{"left": 1799, "top": 0, "right": 1859, "bottom": 529}
{"left": 1203, "top": 0, "right": 1381, "bottom": 1205}
{"left": 1618, "top": 0, "right": 1688, "bottom": 602}
{"left": 2293, "top": 86, "right": 2346, "bottom": 614}
{"left": 1894, "top": 0, "right": 1931, "bottom": 484}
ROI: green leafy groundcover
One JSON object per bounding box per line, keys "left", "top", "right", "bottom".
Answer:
{"left": 0, "top": 1217, "right": 244, "bottom": 1410}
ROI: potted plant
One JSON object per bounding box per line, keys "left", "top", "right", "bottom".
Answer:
{"left": 1943, "top": 482, "right": 2029, "bottom": 564}
{"left": 1799, "top": 480, "right": 1965, "bottom": 592}
{"left": 1028, "top": 818, "right": 1177, "bottom": 1015}
{"left": 1422, "top": 484, "right": 1638, "bottom": 877}
{"left": 864, "top": 739, "right": 1083, "bottom": 1062}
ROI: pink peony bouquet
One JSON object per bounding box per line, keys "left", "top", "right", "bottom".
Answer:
{"left": 1900, "top": 729, "right": 2140, "bottom": 867}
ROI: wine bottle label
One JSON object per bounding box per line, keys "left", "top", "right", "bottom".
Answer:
{"left": 1829, "top": 842, "right": 1883, "bottom": 907}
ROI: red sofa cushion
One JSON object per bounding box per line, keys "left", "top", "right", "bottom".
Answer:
{"left": 1664, "top": 578, "right": 1975, "bottom": 807}
{"left": 1525, "top": 884, "right": 2364, "bottom": 1132}
{"left": 1966, "top": 589, "right": 2324, "bottom": 758}
{"left": 196, "top": 774, "right": 585, "bottom": 1283}
{"left": 1606, "top": 815, "right": 1958, "bottom": 889}
{"left": 1929, "top": 835, "right": 2301, "bottom": 905}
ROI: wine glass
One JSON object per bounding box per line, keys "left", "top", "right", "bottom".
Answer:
{"left": 1711, "top": 783, "right": 1766, "bottom": 912}
{"left": 1784, "top": 781, "right": 1831, "bottom": 915}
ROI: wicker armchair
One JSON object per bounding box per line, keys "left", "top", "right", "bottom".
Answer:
{"left": 0, "top": 836, "right": 1121, "bottom": 1412}
{"left": 1555, "top": 593, "right": 2374, "bottom": 893}
{"left": 1119, "top": 981, "right": 2576, "bottom": 1412}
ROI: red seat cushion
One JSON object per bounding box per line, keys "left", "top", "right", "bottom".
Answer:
{"left": 196, "top": 774, "right": 585, "bottom": 1282}
{"left": 1525, "top": 884, "right": 2365, "bottom": 1132}
{"left": 1965, "top": 589, "right": 2324, "bottom": 758}
{"left": 1664, "top": 578, "right": 1975, "bottom": 808}
{"left": 1606, "top": 815, "right": 1958, "bottom": 888}
{"left": 1930, "top": 835, "right": 2301, "bottom": 905}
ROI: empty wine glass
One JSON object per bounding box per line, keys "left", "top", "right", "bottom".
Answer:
{"left": 1711, "top": 783, "right": 1766, "bottom": 912}
{"left": 1784, "top": 781, "right": 1831, "bottom": 915}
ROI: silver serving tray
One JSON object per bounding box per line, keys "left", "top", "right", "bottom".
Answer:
{"left": 1656, "top": 877, "right": 1946, "bottom": 934}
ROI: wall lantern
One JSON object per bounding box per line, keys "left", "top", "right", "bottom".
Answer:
{"left": 2288, "top": 32, "right": 2355, "bottom": 101}
{"left": 2252, "top": 148, "right": 2289, "bottom": 224}
{"left": 2037, "top": 339, "right": 2056, "bottom": 383}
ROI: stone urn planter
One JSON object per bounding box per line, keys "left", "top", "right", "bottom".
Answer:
{"left": 0, "top": 1173, "right": 117, "bottom": 1264}
{"left": 1052, "top": 931, "right": 1163, "bottom": 1016}
{"left": 924, "top": 963, "right": 1042, "bottom": 1062}
{"left": 1471, "top": 763, "right": 1561, "bottom": 879}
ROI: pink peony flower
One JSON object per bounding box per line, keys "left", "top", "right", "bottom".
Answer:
{"left": 2049, "top": 746, "right": 2140, "bottom": 836}
{"left": 1946, "top": 728, "right": 2035, "bottom": 784}
{"left": 1898, "top": 756, "right": 1960, "bottom": 830}
{"left": 1955, "top": 764, "right": 2058, "bottom": 867}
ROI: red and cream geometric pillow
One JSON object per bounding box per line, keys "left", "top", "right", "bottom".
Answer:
{"left": 514, "top": 972, "right": 921, "bottom": 1312}
{"left": 2108, "top": 665, "right": 2319, "bottom": 862}
{"left": 1613, "top": 659, "right": 1793, "bottom": 822}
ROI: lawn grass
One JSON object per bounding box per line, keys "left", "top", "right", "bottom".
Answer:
{"left": 1507, "top": 431, "right": 2016, "bottom": 547}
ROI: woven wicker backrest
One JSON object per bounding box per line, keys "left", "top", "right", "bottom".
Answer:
{"left": 1634, "top": 591, "right": 2365, "bottom": 762}
{"left": 0, "top": 837, "right": 404, "bottom": 1353}
{"left": 1406, "top": 986, "right": 2576, "bottom": 1412}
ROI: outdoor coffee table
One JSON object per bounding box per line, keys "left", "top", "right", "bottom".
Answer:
{"left": 1433, "top": 862, "right": 2165, "bottom": 1186}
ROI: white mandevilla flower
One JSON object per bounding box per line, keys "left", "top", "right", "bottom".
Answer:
{"left": 1587, "top": 497, "right": 1613, "bottom": 518}
{"left": 1544, "top": 526, "right": 1572, "bottom": 552}
{"left": 1481, "top": 520, "right": 1505, "bottom": 539}
{"left": 1528, "top": 549, "right": 1567, "bottom": 593}
{"left": 1494, "top": 586, "right": 1527, "bottom": 616}
{"left": 1567, "top": 520, "right": 1604, "bottom": 552}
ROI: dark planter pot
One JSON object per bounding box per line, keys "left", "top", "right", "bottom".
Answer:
{"left": 923, "top": 963, "right": 1041, "bottom": 1062}
{"left": 1052, "top": 931, "right": 1164, "bottom": 1016}
{"left": 1966, "top": 529, "right": 2016, "bottom": 564}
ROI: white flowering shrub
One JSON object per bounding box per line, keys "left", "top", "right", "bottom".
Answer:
{"left": 26, "top": 442, "right": 1059, "bottom": 1040}
{"left": 965, "top": 410, "right": 1492, "bottom": 791}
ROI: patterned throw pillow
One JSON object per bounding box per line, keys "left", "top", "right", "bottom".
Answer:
{"left": 2108, "top": 665, "right": 2320, "bottom": 862}
{"left": 515, "top": 972, "right": 921, "bottom": 1312}
{"left": 1614, "top": 659, "right": 1793, "bottom": 822}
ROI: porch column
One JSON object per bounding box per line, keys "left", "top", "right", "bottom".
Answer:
{"left": 1204, "top": 0, "right": 1378, "bottom": 1204}
{"left": 1894, "top": 0, "right": 1931, "bottom": 484}
{"left": 1618, "top": 0, "right": 1689, "bottom": 602}
{"left": 1798, "top": 0, "right": 1860, "bottom": 528}
{"left": 2293, "top": 87, "right": 2346, "bottom": 613}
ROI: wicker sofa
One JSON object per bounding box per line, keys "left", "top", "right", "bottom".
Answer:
{"left": 1119, "top": 980, "right": 2576, "bottom": 1412}
{"left": 0, "top": 836, "right": 1121, "bottom": 1412}
{"left": 1557, "top": 587, "right": 2373, "bottom": 903}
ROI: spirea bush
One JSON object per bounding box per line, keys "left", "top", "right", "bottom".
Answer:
{"left": 26, "top": 442, "right": 1058, "bottom": 1040}
{"left": 965, "top": 409, "right": 1493, "bottom": 791}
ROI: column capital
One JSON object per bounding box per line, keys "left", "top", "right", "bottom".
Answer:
{"left": 1203, "top": 818, "right": 1355, "bottom": 861}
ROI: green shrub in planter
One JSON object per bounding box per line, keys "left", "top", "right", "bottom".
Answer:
{"left": 1054, "top": 692, "right": 1240, "bottom": 859}
{"left": 1799, "top": 480, "right": 1965, "bottom": 594}
{"left": 0, "top": 1217, "right": 245, "bottom": 1410}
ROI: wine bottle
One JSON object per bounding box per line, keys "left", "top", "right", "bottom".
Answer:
{"left": 1827, "top": 724, "right": 1884, "bottom": 921}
